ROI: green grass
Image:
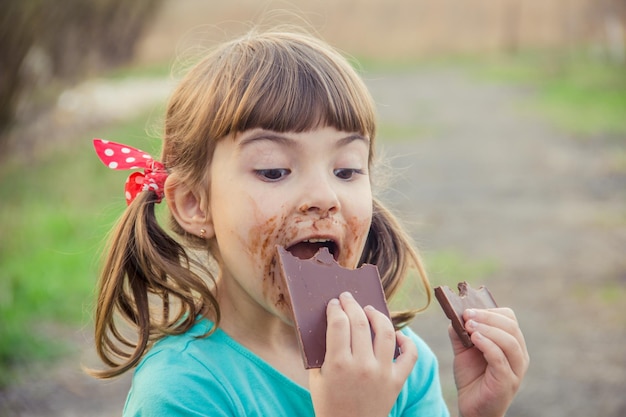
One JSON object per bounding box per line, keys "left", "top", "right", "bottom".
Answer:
{"left": 103, "top": 61, "right": 173, "bottom": 80}
{"left": 358, "top": 48, "right": 626, "bottom": 138}
{"left": 424, "top": 249, "right": 499, "bottom": 286}
{"left": 468, "top": 49, "right": 626, "bottom": 137}
{"left": 390, "top": 249, "right": 499, "bottom": 312}
{"left": 0, "top": 113, "right": 160, "bottom": 387}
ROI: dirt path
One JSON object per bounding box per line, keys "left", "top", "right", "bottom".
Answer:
{"left": 2, "top": 68, "right": 625, "bottom": 417}
{"left": 367, "top": 69, "right": 626, "bottom": 416}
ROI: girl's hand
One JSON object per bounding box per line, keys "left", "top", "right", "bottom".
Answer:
{"left": 309, "top": 292, "right": 418, "bottom": 417}
{"left": 451, "top": 308, "right": 529, "bottom": 417}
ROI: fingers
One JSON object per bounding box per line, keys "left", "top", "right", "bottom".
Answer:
{"left": 394, "top": 329, "right": 419, "bottom": 376}
{"left": 363, "top": 305, "right": 397, "bottom": 360}
{"left": 339, "top": 292, "right": 375, "bottom": 359}
{"left": 325, "top": 292, "right": 408, "bottom": 364}
{"left": 463, "top": 308, "right": 530, "bottom": 380}
{"left": 325, "top": 298, "right": 351, "bottom": 361}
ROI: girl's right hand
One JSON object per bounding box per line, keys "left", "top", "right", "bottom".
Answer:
{"left": 308, "top": 292, "right": 418, "bottom": 417}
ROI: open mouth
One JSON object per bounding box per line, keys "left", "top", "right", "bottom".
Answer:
{"left": 286, "top": 238, "right": 338, "bottom": 261}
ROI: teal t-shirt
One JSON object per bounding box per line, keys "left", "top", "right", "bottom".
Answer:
{"left": 123, "top": 318, "right": 449, "bottom": 416}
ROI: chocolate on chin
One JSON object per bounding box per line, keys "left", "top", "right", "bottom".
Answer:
{"left": 276, "top": 245, "right": 398, "bottom": 369}
{"left": 434, "top": 281, "right": 498, "bottom": 348}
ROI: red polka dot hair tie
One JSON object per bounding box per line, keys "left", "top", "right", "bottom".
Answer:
{"left": 93, "top": 138, "right": 168, "bottom": 205}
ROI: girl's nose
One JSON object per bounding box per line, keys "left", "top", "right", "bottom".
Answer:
{"left": 297, "top": 176, "right": 341, "bottom": 216}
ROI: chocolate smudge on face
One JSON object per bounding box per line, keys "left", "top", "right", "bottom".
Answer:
{"left": 276, "top": 245, "right": 398, "bottom": 368}
{"left": 244, "top": 210, "right": 297, "bottom": 316}
{"left": 337, "top": 215, "right": 371, "bottom": 268}
{"left": 242, "top": 199, "right": 371, "bottom": 319}
{"left": 275, "top": 293, "right": 287, "bottom": 308}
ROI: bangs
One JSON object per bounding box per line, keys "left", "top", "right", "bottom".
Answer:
{"left": 163, "top": 31, "right": 378, "bottom": 178}
{"left": 214, "top": 32, "right": 376, "bottom": 140}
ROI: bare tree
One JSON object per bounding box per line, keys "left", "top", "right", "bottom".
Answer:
{"left": 0, "top": 0, "right": 163, "bottom": 142}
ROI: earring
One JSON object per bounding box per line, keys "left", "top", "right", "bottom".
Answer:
{"left": 199, "top": 228, "right": 206, "bottom": 239}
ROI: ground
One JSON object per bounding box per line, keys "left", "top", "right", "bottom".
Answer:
{"left": 367, "top": 69, "right": 626, "bottom": 416}
{"left": 1, "top": 63, "right": 625, "bottom": 416}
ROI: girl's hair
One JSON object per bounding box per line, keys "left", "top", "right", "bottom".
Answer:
{"left": 91, "top": 28, "right": 431, "bottom": 379}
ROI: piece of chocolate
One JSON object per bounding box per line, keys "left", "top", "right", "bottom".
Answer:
{"left": 277, "top": 245, "right": 398, "bottom": 369}
{"left": 434, "top": 281, "right": 498, "bottom": 348}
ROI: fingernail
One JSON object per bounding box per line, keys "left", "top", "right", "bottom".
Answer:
{"left": 465, "top": 309, "right": 476, "bottom": 318}
{"left": 363, "top": 305, "right": 374, "bottom": 312}
{"left": 328, "top": 298, "right": 340, "bottom": 306}
{"left": 466, "top": 319, "right": 477, "bottom": 330}
{"left": 341, "top": 291, "right": 353, "bottom": 299}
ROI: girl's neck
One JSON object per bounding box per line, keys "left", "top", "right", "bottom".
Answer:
{"left": 216, "top": 276, "right": 300, "bottom": 353}
{"left": 216, "top": 277, "right": 309, "bottom": 387}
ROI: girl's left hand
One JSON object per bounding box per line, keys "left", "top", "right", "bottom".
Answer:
{"left": 451, "top": 307, "right": 529, "bottom": 417}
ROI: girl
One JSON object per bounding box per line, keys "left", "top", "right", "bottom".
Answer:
{"left": 91, "top": 28, "right": 528, "bottom": 417}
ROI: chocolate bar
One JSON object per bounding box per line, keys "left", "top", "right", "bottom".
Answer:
{"left": 434, "top": 281, "right": 498, "bottom": 348}
{"left": 277, "top": 245, "right": 398, "bottom": 368}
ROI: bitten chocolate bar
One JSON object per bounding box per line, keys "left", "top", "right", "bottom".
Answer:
{"left": 277, "top": 245, "right": 398, "bottom": 368}
{"left": 434, "top": 281, "right": 498, "bottom": 348}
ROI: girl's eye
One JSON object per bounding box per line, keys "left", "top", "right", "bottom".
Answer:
{"left": 333, "top": 168, "right": 364, "bottom": 180}
{"left": 255, "top": 168, "right": 291, "bottom": 182}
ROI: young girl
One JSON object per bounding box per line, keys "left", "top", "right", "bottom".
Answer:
{"left": 91, "top": 28, "right": 528, "bottom": 417}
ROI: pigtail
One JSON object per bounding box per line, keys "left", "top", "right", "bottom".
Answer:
{"left": 89, "top": 192, "right": 219, "bottom": 379}
{"left": 360, "top": 198, "right": 431, "bottom": 329}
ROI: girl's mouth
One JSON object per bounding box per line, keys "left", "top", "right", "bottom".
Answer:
{"left": 286, "top": 238, "right": 338, "bottom": 261}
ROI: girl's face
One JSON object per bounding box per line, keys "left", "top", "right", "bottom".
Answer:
{"left": 208, "top": 126, "right": 373, "bottom": 323}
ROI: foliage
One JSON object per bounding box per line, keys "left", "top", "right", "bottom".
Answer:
{"left": 0, "top": 113, "right": 156, "bottom": 387}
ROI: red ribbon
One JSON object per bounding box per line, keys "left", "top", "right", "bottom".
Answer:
{"left": 93, "top": 138, "right": 168, "bottom": 205}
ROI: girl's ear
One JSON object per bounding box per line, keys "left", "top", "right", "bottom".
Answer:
{"left": 165, "top": 177, "right": 214, "bottom": 239}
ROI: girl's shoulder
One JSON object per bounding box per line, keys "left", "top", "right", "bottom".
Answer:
{"left": 400, "top": 325, "right": 438, "bottom": 364}
{"left": 392, "top": 326, "right": 450, "bottom": 417}
{"left": 124, "top": 319, "right": 234, "bottom": 415}
{"left": 124, "top": 318, "right": 313, "bottom": 417}
{"left": 132, "top": 317, "right": 255, "bottom": 386}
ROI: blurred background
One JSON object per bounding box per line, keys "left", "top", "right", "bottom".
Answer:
{"left": 1, "top": 0, "right": 625, "bottom": 416}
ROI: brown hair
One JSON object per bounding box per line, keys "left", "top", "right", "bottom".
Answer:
{"left": 90, "top": 28, "right": 431, "bottom": 379}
